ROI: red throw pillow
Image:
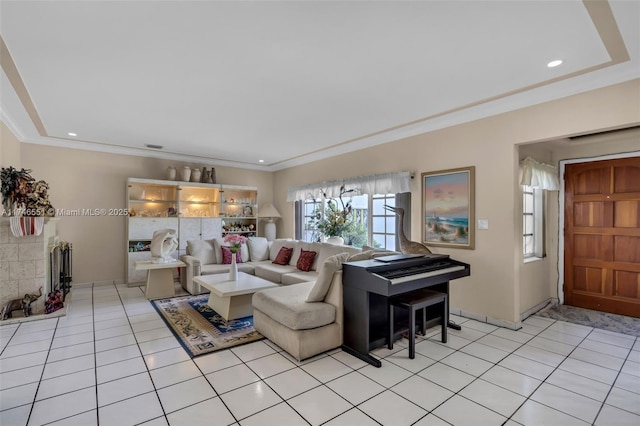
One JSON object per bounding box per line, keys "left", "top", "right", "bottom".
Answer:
{"left": 221, "top": 246, "right": 242, "bottom": 264}
{"left": 272, "top": 246, "right": 293, "bottom": 265}
{"left": 296, "top": 249, "right": 317, "bottom": 272}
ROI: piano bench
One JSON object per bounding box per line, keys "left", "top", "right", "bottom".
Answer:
{"left": 388, "top": 289, "right": 447, "bottom": 359}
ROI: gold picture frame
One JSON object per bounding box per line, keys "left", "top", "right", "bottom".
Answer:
{"left": 421, "top": 166, "right": 475, "bottom": 249}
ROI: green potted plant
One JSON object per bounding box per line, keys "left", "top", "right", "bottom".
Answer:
{"left": 311, "top": 185, "right": 355, "bottom": 244}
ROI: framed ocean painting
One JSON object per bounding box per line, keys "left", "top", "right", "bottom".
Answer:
{"left": 421, "top": 166, "right": 475, "bottom": 249}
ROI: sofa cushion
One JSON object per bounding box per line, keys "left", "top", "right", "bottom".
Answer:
{"left": 273, "top": 247, "right": 293, "bottom": 265}
{"left": 247, "top": 237, "right": 269, "bottom": 261}
{"left": 296, "top": 248, "right": 317, "bottom": 272}
{"left": 221, "top": 246, "right": 242, "bottom": 264}
{"left": 306, "top": 252, "right": 350, "bottom": 302}
{"left": 253, "top": 282, "right": 335, "bottom": 330}
{"left": 254, "top": 263, "right": 298, "bottom": 283}
{"left": 269, "top": 239, "right": 295, "bottom": 260}
{"left": 187, "top": 239, "right": 216, "bottom": 265}
{"left": 200, "top": 263, "right": 255, "bottom": 276}
{"left": 281, "top": 270, "right": 319, "bottom": 285}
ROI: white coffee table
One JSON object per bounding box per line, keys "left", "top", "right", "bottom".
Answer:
{"left": 194, "top": 272, "right": 279, "bottom": 320}
{"left": 135, "top": 260, "right": 186, "bottom": 300}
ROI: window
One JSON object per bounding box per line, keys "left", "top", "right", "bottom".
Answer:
{"left": 523, "top": 185, "right": 544, "bottom": 258}
{"left": 296, "top": 193, "right": 398, "bottom": 250}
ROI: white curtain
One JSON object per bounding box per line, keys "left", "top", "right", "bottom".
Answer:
{"left": 286, "top": 171, "right": 412, "bottom": 201}
{"left": 519, "top": 157, "right": 559, "bottom": 191}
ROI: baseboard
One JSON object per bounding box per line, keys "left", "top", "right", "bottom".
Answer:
{"left": 451, "top": 307, "right": 522, "bottom": 330}
{"left": 520, "top": 298, "right": 558, "bottom": 322}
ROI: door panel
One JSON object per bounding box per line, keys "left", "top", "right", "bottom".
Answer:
{"left": 565, "top": 157, "right": 640, "bottom": 317}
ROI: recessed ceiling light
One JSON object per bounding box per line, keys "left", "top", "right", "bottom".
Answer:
{"left": 547, "top": 59, "right": 563, "bottom": 68}
{"left": 259, "top": 159, "right": 265, "bottom": 163}
{"left": 67, "top": 132, "right": 77, "bottom": 137}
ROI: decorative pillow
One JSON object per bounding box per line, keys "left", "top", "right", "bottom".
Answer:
{"left": 272, "top": 246, "right": 294, "bottom": 265}
{"left": 186, "top": 240, "right": 216, "bottom": 265}
{"left": 247, "top": 237, "right": 269, "bottom": 261}
{"left": 214, "top": 238, "right": 250, "bottom": 263}
{"left": 306, "top": 252, "right": 350, "bottom": 302}
{"left": 221, "top": 246, "right": 243, "bottom": 264}
{"left": 296, "top": 249, "right": 317, "bottom": 272}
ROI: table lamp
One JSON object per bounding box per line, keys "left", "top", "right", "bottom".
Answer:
{"left": 259, "top": 204, "right": 281, "bottom": 241}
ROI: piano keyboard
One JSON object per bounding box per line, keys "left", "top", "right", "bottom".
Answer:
{"left": 377, "top": 265, "right": 466, "bottom": 285}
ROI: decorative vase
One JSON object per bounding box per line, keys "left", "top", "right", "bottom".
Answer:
{"left": 181, "top": 166, "right": 191, "bottom": 182}
{"left": 201, "top": 169, "right": 211, "bottom": 183}
{"left": 166, "top": 166, "right": 177, "bottom": 181}
{"left": 191, "top": 168, "right": 201, "bottom": 182}
{"left": 326, "top": 236, "right": 344, "bottom": 245}
{"left": 229, "top": 255, "right": 238, "bottom": 281}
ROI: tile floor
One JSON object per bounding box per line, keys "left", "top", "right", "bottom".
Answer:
{"left": 1, "top": 284, "right": 639, "bottom": 426}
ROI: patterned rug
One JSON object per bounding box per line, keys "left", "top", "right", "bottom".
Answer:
{"left": 151, "top": 294, "right": 263, "bottom": 357}
{"left": 536, "top": 304, "right": 640, "bottom": 337}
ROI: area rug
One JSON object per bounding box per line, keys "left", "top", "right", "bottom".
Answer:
{"left": 536, "top": 304, "right": 640, "bottom": 337}
{"left": 151, "top": 294, "right": 263, "bottom": 357}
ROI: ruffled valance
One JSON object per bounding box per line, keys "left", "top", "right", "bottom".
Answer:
{"left": 520, "top": 157, "right": 559, "bottom": 191}
{"left": 287, "top": 171, "right": 412, "bottom": 202}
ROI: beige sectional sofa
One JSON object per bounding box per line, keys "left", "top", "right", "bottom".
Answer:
{"left": 180, "top": 237, "right": 361, "bottom": 294}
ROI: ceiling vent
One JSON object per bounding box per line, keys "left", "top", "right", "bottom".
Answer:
{"left": 145, "top": 144, "right": 163, "bottom": 150}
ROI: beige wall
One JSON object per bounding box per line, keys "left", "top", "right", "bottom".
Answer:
{"left": 1, "top": 121, "right": 21, "bottom": 168}
{"left": 20, "top": 144, "right": 274, "bottom": 284}
{"left": 274, "top": 79, "right": 640, "bottom": 324}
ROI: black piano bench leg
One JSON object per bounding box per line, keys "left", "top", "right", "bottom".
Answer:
{"left": 409, "top": 308, "right": 416, "bottom": 359}
{"left": 388, "top": 305, "right": 394, "bottom": 350}
{"left": 442, "top": 298, "right": 448, "bottom": 344}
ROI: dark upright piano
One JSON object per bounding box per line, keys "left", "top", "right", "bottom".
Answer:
{"left": 342, "top": 253, "right": 470, "bottom": 367}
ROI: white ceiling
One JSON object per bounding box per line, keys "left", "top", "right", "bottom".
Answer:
{"left": 1, "top": 1, "right": 638, "bottom": 171}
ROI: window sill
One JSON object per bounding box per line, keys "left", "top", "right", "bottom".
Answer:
{"left": 524, "top": 256, "right": 545, "bottom": 264}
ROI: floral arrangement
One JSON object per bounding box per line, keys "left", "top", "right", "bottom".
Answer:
{"left": 311, "top": 185, "right": 355, "bottom": 238}
{"left": 224, "top": 234, "right": 247, "bottom": 253}
{"left": 1, "top": 167, "right": 55, "bottom": 216}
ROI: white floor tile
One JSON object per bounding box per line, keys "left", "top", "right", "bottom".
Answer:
{"left": 51, "top": 331, "right": 95, "bottom": 349}
{"left": 579, "top": 337, "right": 632, "bottom": 359}
{"left": 264, "top": 368, "right": 321, "bottom": 400}
{"left": 47, "top": 409, "right": 98, "bottom": 425}
{"left": 432, "top": 394, "right": 506, "bottom": 426}
{"left": 527, "top": 335, "right": 576, "bottom": 356}
{"left": 1, "top": 339, "right": 51, "bottom": 358}
{"left": 301, "top": 355, "right": 354, "bottom": 383}
{"left": 558, "top": 357, "right": 619, "bottom": 385}
{"left": 477, "top": 334, "right": 524, "bottom": 352}
{"left": 427, "top": 334, "right": 472, "bottom": 350}
{"left": 460, "top": 341, "right": 510, "bottom": 363}
{"left": 615, "top": 371, "right": 640, "bottom": 395}
{"left": 359, "top": 389, "right": 427, "bottom": 426}
{"left": 93, "top": 317, "right": 130, "bottom": 331}
{"left": 144, "top": 346, "right": 191, "bottom": 370}
{"left": 538, "top": 328, "right": 585, "bottom": 346}
{"left": 480, "top": 365, "right": 542, "bottom": 397}
{"left": 157, "top": 376, "right": 217, "bottom": 414}
{"left": 36, "top": 368, "right": 96, "bottom": 401}
{"left": 97, "top": 372, "right": 154, "bottom": 407}
{"left": 606, "top": 386, "right": 640, "bottom": 415}
{"left": 413, "top": 413, "right": 451, "bottom": 425}
{"left": 512, "top": 399, "right": 589, "bottom": 426}
{"left": 54, "top": 322, "right": 94, "bottom": 337}
{"left": 461, "top": 320, "right": 498, "bottom": 334}
{"left": 460, "top": 379, "right": 526, "bottom": 417}
{"left": 0, "top": 364, "right": 44, "bottom": 390}
{"left": 0, "top": 382, "right": 39, "bottom": 411}
{"left": 167, "top": 397, "right": 236, "bottom": 426}
{"left": 28, "top": 387, "right": 97, "bottom": 425}
{"left": 246, "top": 352, "right": 296, "bottom": 379}
{"left": 138, "top": 335, "right": 182, "bottom": 355}
{"left": 134, "top": 327, "right": 173, "bottom": 343}
{"left": 391, "top": 375, "right": 454, "bottom": 411}
{"left": 414, "top": 339, "right": 456, "bottom": 360}
{"left": 595, "top": 403, "right": 640, "bottom": 426}
{"left": 288, "top": 385, "right": 351, "bottom": 426}
{"left": 221, "top": 381, "right": 283, "bottom": 420}
{"left": 97, "top": 356, "right": 148, "bottom": 384}
{"left": 385, "top": 349, "right": 437, "bottom": 373}
{"left": 47, "top": 342, "right": 95, "bottom": 363}
{"left": 418, "top": 362, "right": 475, "bottom": 393}
{"left": 9, "top": 329, "right": 55, "bottom": 345}
{"left": 546, "top": 368, "right": 612, "bottom": 401}
{"left": 570, "top": 347, "right": 625, "bottom": 371}
{"left": 448, "top": 326, "right": 488, "bottom": 342}
{"left": 206, "top": 363, "right": 260, "bottom": 394}
{"left": 137, "top": 415, "right": 169, "bottom": 426}
{"left": 498, "top": 354, "right": 554, "bottom": 381}
{"left": 326, "top": 371, "right": 385, "bottom": 405}
{"left": 359, "top": 359, "right": 413, "bottom": 388}
{"left": 588, "top": 329, "right": 635, "bottom": 348}
{"left": 440, "top": 351, "right": 494, "bottom": 377}
{"left": 323, "top": 408, "right": 380, "bottom": 426}
{"left": 513, "top": 344, "right": 566, "bottom": 367}
{"left": 149, "top": 360, "right": 201, "bottom": 389}
{"left": 530, "top": 383, "right": 601, "bottom": 423}
{"left": 330, "top": 350, "right": 369, "bottom": 370}
{"left": 548, "top": 321, "right": 592, "bottom": 338}
{"left": 94, "top": 333, "right": 138, "bottom": 353}
{"left": 0, "top": 404, "right": 31, "bottom": 426}
{"left": 0, "top": 350, "right": 48, "bottom": 372}
{"left": 491, "top": 328, "right": 533, "bottom": 344}
{"left": 621, "top": 359, "right": 640, "bottom": 378}
{"left": 628, "top": 350, "right": 640, "bottom": 363}
{"left": 95, "top": 344, "right": 141, "bottom": 367}
{"left": 98, "top": 391, "right": 163, "bottom": 426}
{"left": 130, "top": 318, "right": 166, "bottom": 333}
{"left": 240, "top": 402, "right": 308, "bottom": 426}
{"left": 42, "top": 354, "right": 95, "bottom": 380}
{"left": 194, "top": 349, "right": 243, "bottom": 374}
{"left": 230, "top": 340, "right": 276, "bottom": 362}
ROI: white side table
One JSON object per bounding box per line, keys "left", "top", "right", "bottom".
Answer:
{"left": 135, "top": 260, "right": 186, "bottom": 300}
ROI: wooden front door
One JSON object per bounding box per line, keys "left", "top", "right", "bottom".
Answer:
{"left": 564, "top": 157, "right": 640, "bottom": 317}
